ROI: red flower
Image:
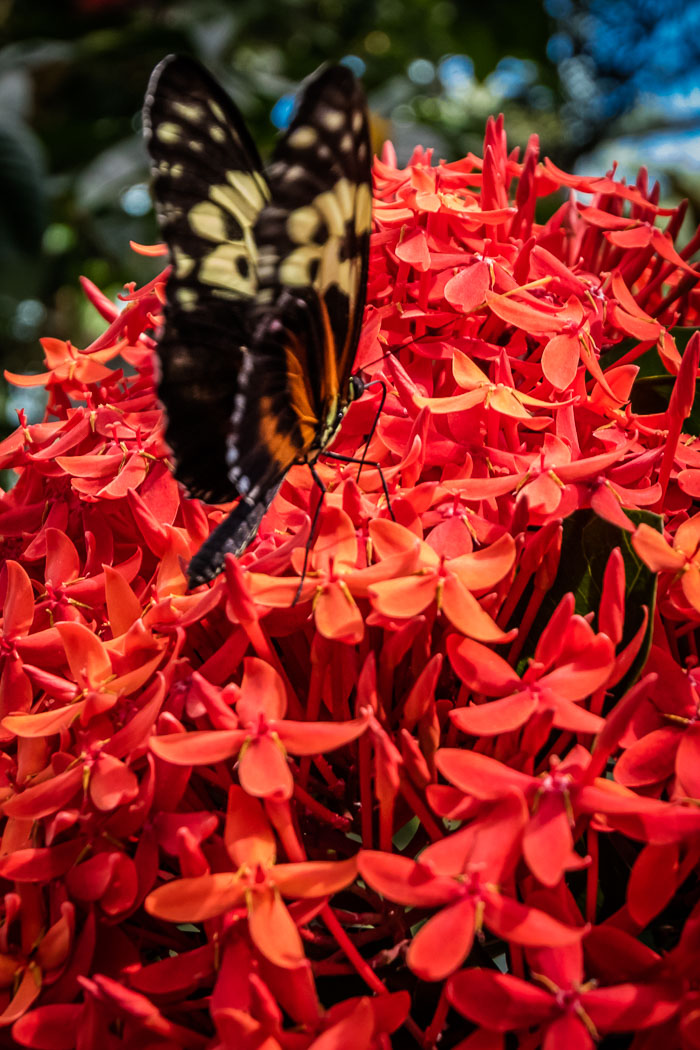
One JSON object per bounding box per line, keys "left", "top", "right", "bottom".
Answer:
{"left": 0, "top": 111, "right": 699, "bottom": 1049}
{"left": 358, "top": 793, "right": 584, "bottom": 981}
{"left": 146, "top": 787, "right": 357, "bottom": 968}
{"left": 150, "top": 659, "right": 368, "bottom": 799}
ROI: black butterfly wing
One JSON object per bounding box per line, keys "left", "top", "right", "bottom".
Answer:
{"left": 143, "top": 54, "right": 271, "bottom": 502}
{"left": 224, "top": 63, "right": 373, "bottom": 504}
{"left": 145, "top": 57, "right": 372, "bottom": 587}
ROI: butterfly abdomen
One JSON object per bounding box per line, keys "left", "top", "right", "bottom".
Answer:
{"left": 187, "top": 475, "right": 284, "bottom": 586}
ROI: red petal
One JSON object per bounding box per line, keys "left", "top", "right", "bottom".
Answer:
{"left": 238, "top": 656, "right": 287, "bottom": 721}
{"left": 2, "top": 764, "right": 83, "bottom": 820}
{"left": 279, "top": 714, "right": 368, "bottom": 755}
{"left": 272, "top": 856, "right": 358, "bottom": 898}
{"left": 584, "top": 981, "right": 680, "bottom": 1030}
{"left": 312, "top": 506, "right": 358, "bottom": 573}
{"left": 627, "top": 842, "right": 679, "bottom": 927}
{"left": 56, "top": 621, "right": 111, "bottom": 690}
{"left": 238, "top": 734, "right": 293, "bottom": 799}
{"left": 450, "top": 693, "right": 537, "bottom": 736}
{"left": 444, "top": 262, "right": 490, "bottom": 313}
{"left": 441, "top": 574, "right": 510, "bottom": 642}
{"left": 248, "top": 886, "right": 305, "bottom": 968}
{"left": 150, "top": 728, "right": 247, "bottom": 765}
{"left": 44, "top": 529, "right": 80, "bottom": 584}
{"left": 523, "top": 792, "right": 573, "bottom": 887}
{"left": 12, "top": 1004, "right": 82, "bottom": 1049}
{"left": 146, "top": 873, "right": 245, "bottom": 922}
{"left": 358, "top": 851, "right": 458, "bottom": 907}
{"left": 632, "top": 524, "right": 685, "bottom": 572}
{"left": 224, "top": 785, "right": 276, "bottom": 868}
{"left": 89, "top": 753, "right": 139, "bottom": 811}
{"left": 407, "top": 897, "right": 476, "bottom": 980}
{"left": 396, "top": 228, "right": 431, "bottom": 271}
{"left": 436, "top": 748, "right": 533, "bottom": 800}
{"left": 542, "top": 332, "right": 580, "bottom": 390}
{"left": 447, "top": 634, "right": 520, "bottom": 694}
{"left": 447, "top": 969, "right": 553, "bottom": 1030}
{"left": 2, "top": 562, "right": 35, "bottom": 638}
{"left": 314, "top": 582, "right": 364, "bottom": 644}
{"left": 677, "top": 725, "right": 700, "bottom": 797}
{"left": 369, "top": 573, "right": 437, "bottom": 618}
{"left": 614, "top": 728, "right": 679, "bottom": 787}
{"left": 484, "top": 891, "right": 584, "bottom": 946}
{"left": 448, "top": 533, "right": 516, "bottom": 590}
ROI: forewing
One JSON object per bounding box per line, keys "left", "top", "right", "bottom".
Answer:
{"left": 225, "top": 64, "right": 372, "bottom": 499}
{"left": 143, "top": 54, "right": 271, "bottom": 501}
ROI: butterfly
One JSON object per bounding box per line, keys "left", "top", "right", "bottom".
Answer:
{"left": 142, "top": 54, "right": 372, "bottom": 588}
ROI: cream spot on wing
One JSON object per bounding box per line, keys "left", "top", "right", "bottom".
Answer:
{"left": 352, "top": 110, "right": 364, "bottom": 134}
{"left": 279, "top": 176, "right": 363, "bottom": 291}
{"left": 287, "top": 205, "right": 320, "bottom": 243}
{"left": 210, "top": 124, "right": 226, "bottom": 144}
{"left": 321, "top": 109, "right": 345, "bottom": 131}
{"left": 279, "top": 244, "right": 318, "bottom": 285}
{"left": 175, "top": 287, "right": 198, "bottom": 309}
{"left": 211, "top": 287, "right": 243, "bottom": 300}
{"left": 315, "top": 178, "right": 354, "bottom": 236}
{"left": 355, "top": 182, "right": 372, "bottom": 234}
{"left": 189, "top": 140, "right": 204, "bottom": 152}
{"left": 189, "top": 200, "right": 228, "bottom": 242}
{"left": 172, "top": 101, "right": 205, "bottom": 122}
{"left": 209, "top": 100, "right": 226, "bottom": 123}
{"left": 199, "top": 243, "right": 257, "bottom": 295}
{"left": 223, "top": 171, "right": 270, "bottom": 217}
{"left": 156, "top": 122, "right": 182, "bottom": 144}
{"left": 287, "top": 125, "right": 318, "bottom": 148}
{"left": 339, "top": 133, "right": 353, "bottom": 152}
{"left": 173, "top": 247, "right": 195, "bottom": 277}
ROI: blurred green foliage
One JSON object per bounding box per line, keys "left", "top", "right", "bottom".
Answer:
{"left": 1, "top": 0, "right": 699, "bottom": 436}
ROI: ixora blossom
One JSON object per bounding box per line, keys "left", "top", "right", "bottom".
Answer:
{"left": 1, "top": 117, "right": 700, "bottom": 1049}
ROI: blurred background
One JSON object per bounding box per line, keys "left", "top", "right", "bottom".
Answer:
{"left": 1, "top": 0, "right": 700, "bottom": 436}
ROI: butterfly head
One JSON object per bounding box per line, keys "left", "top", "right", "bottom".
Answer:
{"left": 348, "top": 373, "right": 365, "bottom": 403}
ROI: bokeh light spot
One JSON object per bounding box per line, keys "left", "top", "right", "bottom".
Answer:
{"left": 120, "top": 183, "right": 151, "bottom": 217}
{"left": 340, "top": 54, "right": 366, "bottom": 76}
{"left": 364, "top": 30, "right": 391, "bottom": 55}
{"left": 270, "top": 93, "right": 295, "bottom": 130}
{"left": 408, "top": 59, "right": 435, "bottom": 85}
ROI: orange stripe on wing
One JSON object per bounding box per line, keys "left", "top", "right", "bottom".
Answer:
{"left": 282, "top": 333, "right": 318, "bottom": 450}
{"left": 257, "top": 395, "right": 305, "bottom": 470}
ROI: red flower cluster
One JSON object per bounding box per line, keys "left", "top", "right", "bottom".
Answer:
{"left": 1, "top": 119, "right": 700, "bottom": 1049}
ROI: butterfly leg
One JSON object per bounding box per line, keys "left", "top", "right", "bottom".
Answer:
{"left": 320, "top": 449, "right": 395, "bottom": 522}
{"left": 354, "top": 377, "right": 387, "bottom": 482}
{"left": 293, "top": 462, "right": 327, "bottom": 606}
